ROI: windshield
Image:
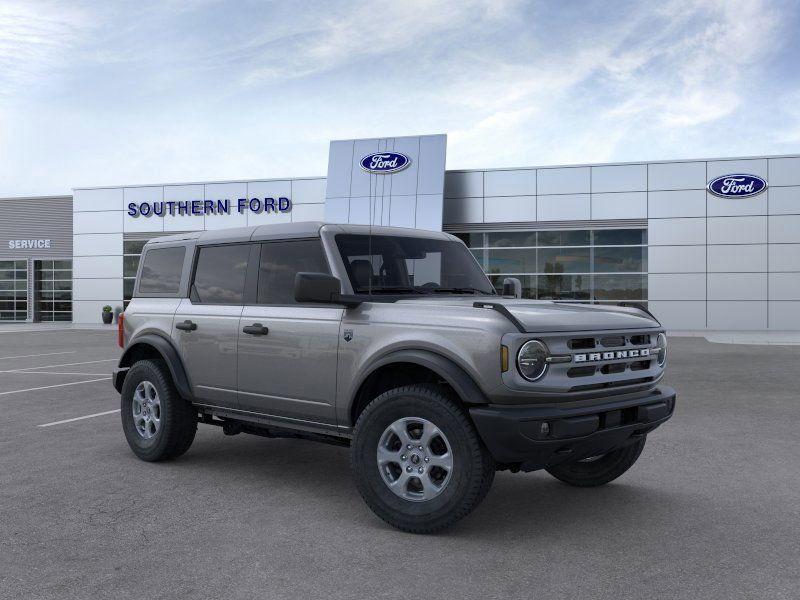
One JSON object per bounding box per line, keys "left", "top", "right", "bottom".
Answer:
{"left": 335, "top": 234, "right": 495, "bottom": 296}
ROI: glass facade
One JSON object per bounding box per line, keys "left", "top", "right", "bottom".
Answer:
{"left": 0, "top": 260, "right": 28, "bottom": 321}
{"left": 123, "top": 240, "right": 147, "bottom": 309}
{"left": 35, "top": 260, "right": 72, "bottom": 322}
{"left": 454, "top": 228, "right": 647, "bottom": 304}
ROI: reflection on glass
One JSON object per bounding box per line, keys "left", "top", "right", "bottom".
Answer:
{"left": 453, "top": 233, "right": 485, "bottom": 247}
{"left": 450, "top": 228, "right": 647, "bottom": 302}
{"left": 594, "top": 229, "right": 646, "bottom": 246}
{"left": 593, "top": 275, "right": 646, "bottom": 300}
{"left": 538, "top": 230, "right": 590, "bottom": 246}
{"left": 486, "top": 249, "right": 536, "bottom": 274}
{"left": 139, "top": 247, "right": 186, "bottom": 295}
{"left": 538, "top": 248, "right": 589, "bottom": 273}
{"left": 124, "top": 278, "right": 135, "bottom": 300}
{"left": 193, "top": 245, "right": 249, "bottom": 304}
{"left": 123, "top": 255, "right": 140, "bottom": 278}
{"left": 486, "top": 232, "right": 537, "bottom": 247}
{"left": 538, "top": 274, "right": 590, "bottom": 300}
{"left": 123, "top": 240, "right": 147, "bottom": 255}
{"left": 593, "top": 247, "right": 646, "bottom": 272}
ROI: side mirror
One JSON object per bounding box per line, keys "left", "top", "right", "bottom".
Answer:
{"left": 295, "top": 272, "right": 344, "bottom": 304}
{"left": 502, "top": 277, "right": 522, "bottom": 298}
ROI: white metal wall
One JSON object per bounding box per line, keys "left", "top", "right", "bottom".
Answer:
{"left": 71, "top": 178, "right": 326, "bottom": 323}
{"left": 71, "top": 154, "right": 800, "bottom": 330}
{"left": 324, "top": 134, "right": 447, "bottom": 231}
{"left": 443, "top": 155, "right": 800, "bottom": 331}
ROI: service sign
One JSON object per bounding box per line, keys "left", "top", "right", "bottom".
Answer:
{"left": 8, "top": 239, "right": 51, "bottom": 249}
{"left": 360, "top": 152, "right": 411, "bottom": 174}
{"left": 707, "top": 174, "right": 767, "bottom": 198}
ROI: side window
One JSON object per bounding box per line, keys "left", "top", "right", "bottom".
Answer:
{"left": 138, "top": 247, "right": 185, "bottom": 295}
{"left": 257, "top": 240, "right": 329, "bottom": 304}
{"left": 192, "top": 244, "right": 250, "bottom": 304}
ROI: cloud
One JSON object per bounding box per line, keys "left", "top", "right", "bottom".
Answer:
{"left": 241, "top": 0, "right": 519, "bottom": 85}
{"left": 0, "top": 0, "right": 796, "bottom": 196}
{"left": 445, "top": 0, "right": 785, "bottom": 168}
{"left": 0, "top": 1, "right": 90, "bottom": 99}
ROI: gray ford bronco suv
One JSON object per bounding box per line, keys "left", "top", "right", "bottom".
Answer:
{"left": 114, "top": 222, "right": 675, "bottom": 533}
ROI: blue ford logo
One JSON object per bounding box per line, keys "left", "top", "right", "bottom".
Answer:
{"left": 360, "top": 152, "right": 411, "bottom": 174}
{"left": 707, "top": 174, "right": 767, "bottom": 198}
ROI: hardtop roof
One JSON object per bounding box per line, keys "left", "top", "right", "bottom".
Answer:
{"left": 146, "top": 222, "right": 455, "bottom": 246}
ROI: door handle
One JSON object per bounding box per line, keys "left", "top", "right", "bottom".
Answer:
{"left": 176, "top": 320, "right": 197, "bottom": 332}
{"left": 242, "top": 323, "right": 269, "bottom": 336}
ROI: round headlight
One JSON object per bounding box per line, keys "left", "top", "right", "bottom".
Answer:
{"left": 656, "top": 332, "right": 667, "bottom": 367}
{"left": 517, "top": 340, "right": 549, "bottom": 381}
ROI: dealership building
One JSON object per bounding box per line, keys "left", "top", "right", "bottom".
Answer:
{"left": 1, "top": 133, "right": 798, "bottom": 331}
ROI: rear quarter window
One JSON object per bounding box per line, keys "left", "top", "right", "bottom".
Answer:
{"left": 138, "top": 246, "right": 186, "bottom": 295}
{"left": 191, "top": 244, "right": 250, "bottom": 304}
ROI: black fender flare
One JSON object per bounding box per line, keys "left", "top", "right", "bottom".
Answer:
{"left": 115, "top": 333, "right": 193, "bottom": 400}
{"left": 350, "top": 349, "right": 488, "bottom": 421}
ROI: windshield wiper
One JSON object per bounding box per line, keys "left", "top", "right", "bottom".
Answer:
{"left": 354, "top": 286, "right": 429, "bottom": 295}
{"left": 430, "top": 287, "right": 490, "bottom": 295}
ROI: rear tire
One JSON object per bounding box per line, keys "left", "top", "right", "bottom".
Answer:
{"left": 545, "top": 436, "right": 646, "bottom": 487}
{"left": 351, "top": 384, "right": 494, "bottom": 534}
{"left": 121, "top": 359, "right": 197, "bottom": 462}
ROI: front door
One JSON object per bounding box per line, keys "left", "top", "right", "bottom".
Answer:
{"left": 173, "top": 243, "right": 253, "bottom": 407}
{"left": 237, "top": 239, "right": 342, "bottom": 428}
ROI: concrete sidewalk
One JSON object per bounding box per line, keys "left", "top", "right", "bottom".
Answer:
{"left": 0, "top": 322, "right": 114, "bottom": 333}
{"left": 671, "top": 330, "right": 800, "bottom": 345}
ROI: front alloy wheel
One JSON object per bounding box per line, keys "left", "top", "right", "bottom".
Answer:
{"left": 351, "top": 384, "right": 495, "bottom": 534}
{"left": 377, "top": 417, "right": 454, "bottom": 502}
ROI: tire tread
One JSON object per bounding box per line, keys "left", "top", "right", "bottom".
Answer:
{"left": 352, "top": 384, "right": 494, "bottom": 534}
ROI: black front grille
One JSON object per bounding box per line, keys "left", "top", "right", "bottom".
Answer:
{"left": 568, "top": 366, "right": 596, "bottom": 378}
{"left": 600, "top": 336, "right": 625, "bottom": 348}
{"left": 570, "top": 376, "right": 655, "bottom": 392}
{"left": 568, "top": 337, "right": 595, "bottom": 350}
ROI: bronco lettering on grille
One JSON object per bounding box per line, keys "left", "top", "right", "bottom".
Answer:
{"left": 574, "top": 348, "right": 651, "bottom": 363}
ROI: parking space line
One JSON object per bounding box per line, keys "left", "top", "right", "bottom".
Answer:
{"left": 0, "top": 351, "right": 77, "bottom": 360}
{"left": 38, "top": 409, "right": 120, "bottom": 428}
{"left": 13, "top": 371, "right": 110, "bottom": 376}
{"left": 0, "top": 378, "right": 109, "bottom": 396}
{"left": 0, "top": 359, "right": 117, "bottom": 374}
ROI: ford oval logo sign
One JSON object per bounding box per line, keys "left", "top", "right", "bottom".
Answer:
{"left": 707, "top": 174, "right": 767, "bottom": 198}
{"left": 360, "top": 152, "right": 411, "bottom": 174}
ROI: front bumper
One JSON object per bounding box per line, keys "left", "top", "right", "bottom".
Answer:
{"left": 469, "top": 385, "right": 676, "bottom": 472}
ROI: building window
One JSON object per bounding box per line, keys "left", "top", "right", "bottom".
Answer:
{"left": 35, "top": 260, "right": 72, "bottom": 322}
{"left": 454, "top": 228, "right": 647, "bottom": 304}
{"left": 0, "top": 260, "right": 28, "bottom": 321}
{"left": 123, "top": 240, "right": 147, "bottom": 308}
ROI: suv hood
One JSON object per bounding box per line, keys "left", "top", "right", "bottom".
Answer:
{"left": 396, "top": 296, "right": 660, "bottom": 333}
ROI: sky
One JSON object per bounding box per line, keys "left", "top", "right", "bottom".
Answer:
{"left": 0, "top": 0, "right": 799, "bottom": 197}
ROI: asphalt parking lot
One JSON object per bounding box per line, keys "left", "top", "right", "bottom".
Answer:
{"left": 1, "top": 329, "right": 798, "bottom": 599}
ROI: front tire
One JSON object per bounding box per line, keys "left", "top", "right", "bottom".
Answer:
{"left": 351, "top": 384, "right": 494, "bottom": 534}
{"left": 545, "top": 436, "right": 647, "bottom": 487}
{"left": 121, "top": 359, "right": 197, "bottom": 462}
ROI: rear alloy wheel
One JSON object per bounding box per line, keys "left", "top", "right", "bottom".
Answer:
{"left": 132, "top": 381, "right": 161, "bottom": 439}
{"left": 352, "top": 384, "right": 494, "bottom": 534}
{"left": 545, "top": 437, "right": 647, "bottom": 487}
{"left": 121, "top": 359, "right": 197, "bottom": 462}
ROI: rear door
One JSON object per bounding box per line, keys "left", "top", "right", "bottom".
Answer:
{"left": 173, "top": 243, "right": 256, "bottom": 408}
{"left": 237, "top": 239, "right": 343, "bottom": 427}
